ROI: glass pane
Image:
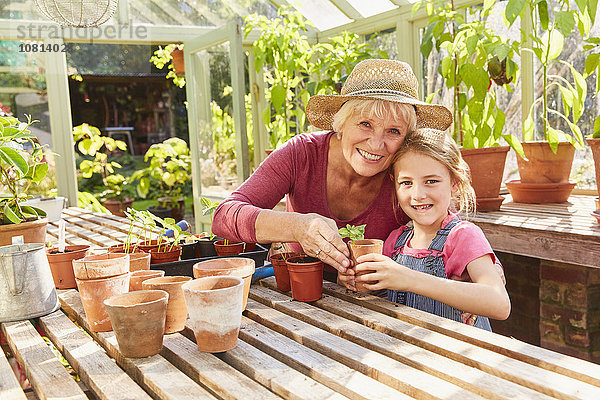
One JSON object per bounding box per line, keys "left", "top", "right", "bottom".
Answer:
{"left": 365, "top": 28, "right": 397, "bottom": 60}
{"left": 288, "top": 0, "right": 351, "bottom": 31}
{"left": 345, "top": 0, "right": 396, "bottom": 18}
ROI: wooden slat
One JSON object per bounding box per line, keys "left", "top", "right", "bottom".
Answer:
{"left": 160, "top": 333, "right": 280, "bottom": 400}
{"left": 46, "top": 223, "right": 94, "bottom": 247}
{"left": 61, "top": 214, "right": 128, "bottom": 243}
{"left": 245, "top": 298, "right": 484, "bottom": 400}
{"left": 250, "top": 285, "right": 554, "bottom": 400}
{"left": 0, "top": 344, "right": 27, "bottom": 400}
{"left": 51, "top": 219, "right": 120, "bottom": 247}
{"left": 38, "top": 310, "right": 152, "bottom": 400}
{"left": 58, "top": 290, "right": 215, "bottom": 400}
{"left": 220, "top": 339, "right": 349, "bottom": 400}
{"left": 1, "top": 320, "right": 87, "bottom": 400}
{"left": 63, "top": 208, "right": 160, "bottom": 240}
{"left": 239, "top": 316, "right": 413, "bottom": 400}
{"left": 314, "top": 278, "right": 600, "bottom": 388}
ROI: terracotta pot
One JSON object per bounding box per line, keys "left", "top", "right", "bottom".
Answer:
{"left": 461, "top": 146, "right": 509, "bottom": 211}
{"left": 129, "top": 269, "right": 165, "bottom": 291}
{"left": 214, "top": 240, "right": 245, "bottom": 256}
{"left": 137, "top": 240, "right": 160, "bottom": 253}
{"left": 142, "top": 276, "right": 192, "bottom": 334}
{"left": 170, "top": 48, "right": 185, "bottom": 74}
{"left": 108, "top": 243, "right": 143, "bottom": 254}
{"left": 46, "top": 245, "right": 90, "bottom": 289}
{"left": 348, "top": 239, "right": 383, "bottom": 292}
{"left": 197, "top": 238, "right": 218, "bottom": 257}
{"left": 506, "top": 180, "right": 576, "bottom": 203}
{"left": 182, "top": 276, "right": 244, "bottom": 353}
{"left": 113, "top": 252, "right": 151, "bottom": 272}
{"left": 102, "top": 197, "right": 134, "bottom": 217}
{"left": 243, "top": 243, "right": 257, "bottom": 253}
{"left": 286, "top": 256, "right": 323, "bottom": 302}
{"left": 76, "top": 272, "right": 130, "bottom": 332}
{"left": 516, "top": 142, "right": 575, "bottom": 184}
{"left": 587, "top": 138, "right": 600, "bottom": 197}
{"left": 72, "top": 253, "right": 129, "bottom": 280}
{"left": 149, "top": 245, "right": 182, "bottom": 264}
{"left": 270, "top": 252, "right": 302, "bottom": 292}
{"left": 193, "top": 257, "right": 255, "bottom": 310}
{"left": 0, "top": 218, "right": 48, "bottom": 246}
{"left": 104, "top": 290, "right": 169, "bottom": 358}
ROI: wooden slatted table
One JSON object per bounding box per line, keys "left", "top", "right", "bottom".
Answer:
{"left": 2, "top": 276, "right": 600, "bottom": 399}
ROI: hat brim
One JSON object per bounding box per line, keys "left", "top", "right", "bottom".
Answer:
{"left": 306, "top": 92, "right": 453, "bottom": 131}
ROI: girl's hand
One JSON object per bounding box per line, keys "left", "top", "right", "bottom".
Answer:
{"left": 354, "top": 253, "right": 413, "bottom": 291}
{"left": 337, "top": 268, "right": 357, "bottom": 291}
{"left": 292, "top": 213, "right": 350, "bottom": 273}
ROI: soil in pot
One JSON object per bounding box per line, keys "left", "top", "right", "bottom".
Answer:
{"left": 270, "top": 252, "right": 302, "bottom": 292}
{"left": 76, "top": 272, "right": 130, "bottom": 332}
{"left": 72, "top": 253, "right": 129, "bottom": 280}
{"left": 142, "top": 276, "right": 192, "bottom": 334}
{"left": 149, "top": 246, "right": 182, "bottom": 264}
{"left": 182, "top": 276, "right": 244, "bottom": 353}
{"left": 46, "top": 245, "right": 90, "bottom": 289}
{"left": 192, "top": 257, "right": 255, "bottom": 310}
{"left": 214, "top": 240, "right": 244, "bottom": 256}
{"left": 348, "top": 239, "right": 383, "bottom": 292}
{"left": 129, "top": 269, "right": 165, "bottom": 291}
{"left": 286, "top": 256, "right": 324, "bottom": 302}
{"left": 104, "top": 290, "right": 169, "bottom": 358}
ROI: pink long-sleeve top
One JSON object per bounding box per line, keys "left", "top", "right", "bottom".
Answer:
{"left": 212, "top": 131, "right": 408, "bottom": 245}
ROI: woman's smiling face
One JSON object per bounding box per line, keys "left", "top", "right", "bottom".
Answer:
{"left": 339, "top": 110, "right": 411, "bottom": 177}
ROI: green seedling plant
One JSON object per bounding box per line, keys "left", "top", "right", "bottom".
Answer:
{"left": 338, "top": 224, "right": 366, "bottom": 244}
{"left": 123, "top": 208, "right": 145, "bottom": 253}
{"left": 201, "top": 197, "right": 220, "bottom": 240}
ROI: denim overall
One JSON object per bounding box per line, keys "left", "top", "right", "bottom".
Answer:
{"left": 388, "top": 218, "right": 492, "bottom": 331}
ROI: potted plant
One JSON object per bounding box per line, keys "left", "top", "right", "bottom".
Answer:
{"left": 146, "top": 214, "right": 184, "bottom": 264}
{"left": 0, "top": 115, "right": 50, "bottom": 245}
{"left": 269, "top": 242, "right": 302, "bottom": 292}
{"left": 583, "top": 36, "right": 600, "bottom": 209}
{"left": 149, "top": 43, "right": 185, "bottom": 88}
{"left": 418, "top": 0, "right": 523, "bottom": 210}
{"left": 132, "top": 137, "right": 191, "bottom": 221}
{"left": 73, "top": 123, "right": 134, "bottom": 216}
{"left": 338, "top": 224, "right": 383, "bottom": 291}
{"left": 504, "top": 0, "right": 593, "bottom": 203}
{"left": 285, "top": 255, "right": 323, "bottom": 302}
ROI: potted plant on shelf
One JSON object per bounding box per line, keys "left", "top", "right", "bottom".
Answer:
{"left": 418, "top": 0, "right": 523, "bottom": 211}
{"left": 73, "top": 123, "right": 134, "bottom": 216}
{"left": 583, "top": 36, "right": 600, "bottom": 210}
{"left": 0, "top": 115, "right": 50, "bottom": 245}
{"left": 503, "top": 0, "right": 594, "bottom": 203}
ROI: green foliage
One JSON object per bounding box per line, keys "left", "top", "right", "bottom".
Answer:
{"left": 584, "top": 36, "right": 600, "bottom": 138}
{"left": 505, "top": 0, "right": 595, "bottom": 152}
{"left": 0, "top": 115, "right": 50, "bottom": 224}
{"left": 417, "top": 0, "right": 522, "bottom": 155}
{"left": 201, "top": 197, "right": 220, "bottom": 240}
{"left": 338, "top": 224, "right": 366, "bottom": 243}
{"left": 149, "top": 44, "right": 185, "bottom": 88}
{"left": 77, "top": 191, "right": 110, "bottom": 213}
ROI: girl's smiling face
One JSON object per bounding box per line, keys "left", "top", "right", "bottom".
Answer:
{"left": 393, "top": 151, "right": 456, "bottom": 231}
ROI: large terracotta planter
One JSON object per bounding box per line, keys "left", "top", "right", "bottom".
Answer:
{"left": 46, "top": 245, "right": 90, "bottom": 289}
{"left": 461, "top": 146, "right": 510, "bottom": 211}
{"left": 587, "top": 138, "right": 600, "bottom": 197}
{"left": 286, "top": 256, "right": 323, "bottom": 302}
{"left": 104, "top": 290, "right": 169, "bottom": 358}
{"left": 0, "top": 218, "right": 48, "bottom": 246}
{"left": 102, "top": 197, "right": 134, "bottom": 217}
{"left": 182, "top": 276, "right": 244, "bottom": 353}
{"left": 348, "top": 239, "right": 383, "bottom": 292}
{"left": 76, "top": 272, "right": 130, "bottom": 332}
{"left": 506, "top": 180, "right": 576, "bottom": 203}
{"left": 270, "top": 252, "right": 302, "bottom": 292}
{"left": 129, "top": 269, "right": 165, "bottom": 291}
{"left": 193, "top": 257, "right": 255, "bottom": 310}
{"left": 149, "top": 245, "right": 182, "bottom": 264}
{"left": 517, "top": 142, "right": 575, "bottom": 184}
{"left": 214, "top": 240, "right": 244, "bottom": 256}
{"left": 72, "top": 253, "right": 129, "bottom": 280}
{"left": 142, "top": 276, "right": 192, "bottom": 334}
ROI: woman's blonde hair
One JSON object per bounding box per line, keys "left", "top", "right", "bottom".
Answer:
{"left": 331, "top": 99, "right": 417, "bottom": 136}
{"left": 391, "top": 128, "right": 476, "bottom": 216}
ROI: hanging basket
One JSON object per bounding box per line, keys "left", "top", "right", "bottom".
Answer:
{"left": 34, "top": 0, "right": 118, "bottom": 27}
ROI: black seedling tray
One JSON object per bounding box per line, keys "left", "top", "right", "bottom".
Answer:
{"left": 150, "top": 244, "right": 269, "bottom": 277}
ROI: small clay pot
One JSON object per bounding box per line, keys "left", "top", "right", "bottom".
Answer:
{"left": 137, "top": 240, "right": 160, "bottom": 253}
{"left": 46, "top": 245, "right": 90, "bottom": 289}
{"left": 243, "top": 243, "right": 256, "bottom": 253}
{"left": 72, "top": 253, "right": 129, "bottom": 280}
{"left": 142, "top": 276, "right": 192, "bottom": 334}
{"left": 197, "top": 238, "right": 218, "bottom": 257}
{"left": 270, "top": 252, "right": 302, "bottom": 292}
{"left": 149, "top": 246, "right": 182, "bottom": 264}
{"left": 193, "top": 257, "right": 255, "bottom": 310}
{"left": 129, "top": 269, "right": 165, "bottom": 291}
{"left": 104, "top": 290, "right": 169, "bottom": 358}
{"left": 348, "top": 239, "right": 383, "bottom": 292}
{"left": 286, "top": 256, "right": 323, "bottom": 302}
{"left": 76, "top": 272, "right": 130, "bottom": 332}
{"left": 108, "top": 243, "right": 143, "bottom": 254}
{"left": 182, "top": 276, "right": 244, "bottom": 353}
{"left": 214, "top": 240, "right": 244, "bottom": 256}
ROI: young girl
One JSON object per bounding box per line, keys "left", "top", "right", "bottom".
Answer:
{"left": 354, "top": 128, "right": 510, "bottom": 330}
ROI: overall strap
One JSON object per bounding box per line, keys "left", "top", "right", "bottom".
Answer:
{"left": 394, "top": 226, "right": 414, "bottom": 249}
{"left": 428, "top": 218, "right": 461, "bottom": 252}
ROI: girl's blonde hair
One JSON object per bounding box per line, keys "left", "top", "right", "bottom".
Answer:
{"left": 391, "top": 128, "right": 476, "bottom": 216}
{"left": 331, "top": 99, "right": 417, "bottom": 136}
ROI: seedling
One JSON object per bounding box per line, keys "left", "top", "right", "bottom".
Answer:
{"left": 338, "top": 224, "right": 366, "bottom": 244}
{"left": 201, "top": 197, "right": 220, "bottom": 240}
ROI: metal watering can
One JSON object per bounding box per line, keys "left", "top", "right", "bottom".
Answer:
{"left": 0, "top": 243, "right": 59, "bottom": 322}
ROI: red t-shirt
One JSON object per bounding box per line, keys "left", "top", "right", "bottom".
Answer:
{"left": 212, "top": 131, "right": 408, "bottom": 243}
{"left": 383, "top": 213, "right": 501, "bottom": 278}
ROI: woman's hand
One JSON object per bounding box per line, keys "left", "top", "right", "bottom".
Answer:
{"left": 337, "top": 268, "right": 357, "bottom": 291}
{"left": 354, "top": 253, "right": 412, "bottom": 291}
{"left": 292, "top": 213, "right": 351, "bottom": 273}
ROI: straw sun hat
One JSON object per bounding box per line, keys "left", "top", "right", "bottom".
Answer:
{"left": 305, "top": 59, "right": 453, "bottom": 131}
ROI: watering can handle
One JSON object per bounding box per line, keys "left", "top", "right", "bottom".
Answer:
{"left": 1, "top": 248, "right": 26, "bottom": 295}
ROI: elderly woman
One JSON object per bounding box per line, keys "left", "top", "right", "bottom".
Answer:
{"left": 212, "top": 59, "right": 452, "bottom": 285}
